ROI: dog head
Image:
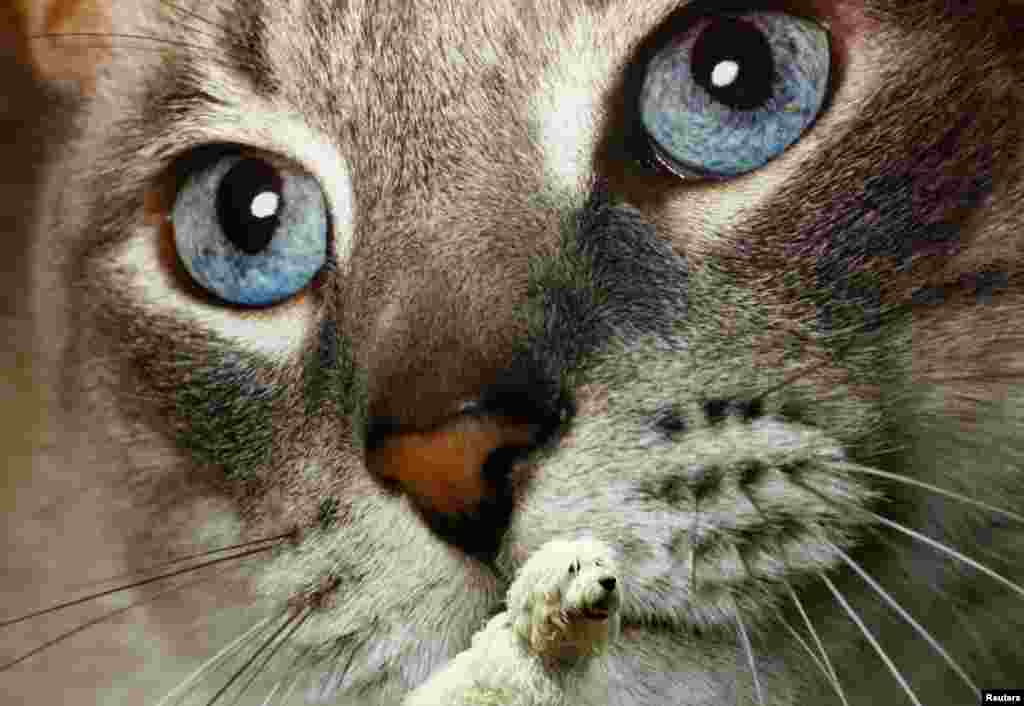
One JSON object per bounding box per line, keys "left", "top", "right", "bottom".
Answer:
{"left": 508, "top": 536, "right": 622, "bottom": 659}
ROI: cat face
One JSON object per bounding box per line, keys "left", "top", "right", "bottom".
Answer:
{"left": 3, "top": 1, "right": 1023, "bottom": 704}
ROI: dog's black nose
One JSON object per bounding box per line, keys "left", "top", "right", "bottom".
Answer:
{"left": 599, "top": 577, "right": 616, "bottom": 592}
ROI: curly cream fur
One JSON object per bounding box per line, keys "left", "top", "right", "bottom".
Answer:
{"left": 403, "top": 537, "right": 621, "bottom": 706}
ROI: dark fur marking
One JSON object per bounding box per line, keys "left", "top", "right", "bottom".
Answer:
{"left": 703, "top": 399, "right": 729, "bottom": 426}
{"left": 305, "top": 317, "right": 368, "bottom": 443}
{"left": 480, "top": 185, "right": 687, "bottom": 435}
{"left": 651, "top": 404, "right": 687, "bottom": 435}
{"left": 737, "top": 460, "right": 767, "bottom": 488}
{"left": 172, "top": 349, "right": 280, "bottom": 480}
{"left": 912, "top": 269, "right": 1011, "bottom": 307}
{"left": 691, "top": 467, "right": 721, "bottom": 503}
{"left": 318, "top": 497, "right": 340, "bottom": 530}
{"left": 811, "top": 114, "right": 997, "bottom": 336}
{"left": 636, "top": 474, "right": 693, "bottom": 508}
{"left": 777, "top": 460, "right": 809, "bottom": 476}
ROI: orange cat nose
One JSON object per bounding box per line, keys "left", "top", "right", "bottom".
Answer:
{"left": 365, "top": 413, "right": 539, "bottom": 516}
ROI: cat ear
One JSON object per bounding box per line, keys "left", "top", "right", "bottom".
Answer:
{"left": 4, "top": 0, "right": 114, "bottom": 92}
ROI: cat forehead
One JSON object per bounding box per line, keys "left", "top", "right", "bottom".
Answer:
{"left": 16, "top": 0, "right": 898, "bottom": 98}
{"left": 173, "top": 0, "right": 876, "bottom": 93}
{"left": 110, "top": 0, "right": 896, "bottom": 193}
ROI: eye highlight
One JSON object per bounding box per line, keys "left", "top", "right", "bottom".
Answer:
{"left": 171, "top": 151, "right": 329, "bottom": 307}
{"left": 639, "top": 10, "right": 830, "bottom": 179}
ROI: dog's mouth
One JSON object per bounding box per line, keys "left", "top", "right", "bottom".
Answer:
{"left": 582, "top": 593, "right": 616, "bottom": 621}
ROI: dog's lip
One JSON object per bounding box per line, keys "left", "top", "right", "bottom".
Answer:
{"left": 578, "top": 591, "right": 617, "bottom": 620}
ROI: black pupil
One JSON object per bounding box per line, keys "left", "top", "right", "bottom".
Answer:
{"left": 691, "top": 16, "right": 775, "bottom": 111}
{"left": 216, "top": 158, "right": 283, "bottom": 255}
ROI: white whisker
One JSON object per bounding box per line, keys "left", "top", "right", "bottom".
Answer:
{"left": 738, "top": 486, "right": 845, "bottom": 704}
{"left": 785, "top": 584, "right": 848, "bottom": 706}
{"left": 739, "top": 486, "right": 848, "bottom": 704}
{"left": 732, "top": 597, "right": 765, "bottom": 706}
{"left": 260, "top": 680, "right": 284, "bottom": 706}
{"left": 275, "top": 668, "right": 307, "bottom": 706}
{"left": 869, "top": 511, "right": 1024, "bottom": 601}
{"left": 261, "top": 644, "right": 315, "bottom": 706}
{"left": 833, "top": 543, "right": 980, "bottom": 698}
{"left": 154, "top": 613, "right": 280, "bottom": 706}
{"left": 775, "top": 614, "right": 844, "bottom": 705}
{"left": 820, "top": 573, "right": 923, "bottom": 706}
{"left": 690, "top": 498, "right": 700, "bottom": 593}
{"left": 317, "top": 624, "right": 376, "bottom": 701}
{"left": 836, "top": 463, "right": 1024, "bottom": 525}
{"left": 205, "top": 609, "right": 307, "bottom": 706}
{"left": 228, "top": 608, "right": 312, "bottom": 706}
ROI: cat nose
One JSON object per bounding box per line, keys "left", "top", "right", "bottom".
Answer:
{"left": 365, "top": 411, "right": 538, "bottom": 517}
{"left": 363, "top": 397, "right": 566, "bottom": 558}
{"left": 600, "top": 577, "right": 616, "bottom": 592}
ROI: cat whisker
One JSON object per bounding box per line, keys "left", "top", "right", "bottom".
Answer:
{"left": 784, "top": 583, "right": 848, "bottom": 706}
{"left": 226, "top": 608, "right": 313, "bottom": 706}
{"left": 317, "top": 622, "right": 377, "bottom": 700}
{"left": 67, "top": 532, "right": 294, "bottom": 593}
{"left": 732, "top": 596, "right": 765, "bottom": 706}
{"left": 775, "top": 611, "right": 849, "bottom": 706}
{"left": 0, "top": 541, "right": 282, "bottom": 630}
{"left": 867, "top": 511, "right": 1024, "bottom": 602}
{"left": 27, "top": 31, "right": 237, "bottom": 75}
{"left": 204, "top": 608, "right": 310, "bottom": 706}
{"left": 157, "top": 0, "right": 232, "bottom": 38}
{"left": 821, "top": 572, "right": 924, "bottom": 705}
{"left": 157, "top": 17, "right": 223, "bottom": 45}
{"left": 689, "top": 499, "right": 699, "bottom": 593}
{"left": 29, "top": 31, "right": 218, "bottom": 57}
{"left": 259, "top": 680, "right": 285, "bottom": 706}
{"left": 314, "top": 640, "right": 351, "bottom": 700}
{"left": 831, "top": 543, "right": 980, "bottom": 698}
{"left": 737, "top": 487, "right": 848, "bottom": 703}
{"left": 750, "top": 356, "right": 836, "bottom": 407}
{"left": 789, "top": 476, "right": 1024, "bottom": 603}
{"left": 834, "top": 462, "right": 1024, "bottom": 525}
{"left": 155, "top": 614, "right": 282, "bottom": 706}
{"left": 260, "top": 643, "right": 317, "bottom": 706}
{"left": 0, "top": 570, "right": 215, "bottom": 672}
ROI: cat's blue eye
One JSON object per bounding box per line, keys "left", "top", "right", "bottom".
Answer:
{"left": 639, "top": 11, "right": 830, "bottom": 179}
{"left": 171, "top": 154, "right": 328, "bottom": 306}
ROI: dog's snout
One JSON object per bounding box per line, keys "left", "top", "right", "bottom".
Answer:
{"left": 599, "top": 577, "right": 616, "bottom": 592}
